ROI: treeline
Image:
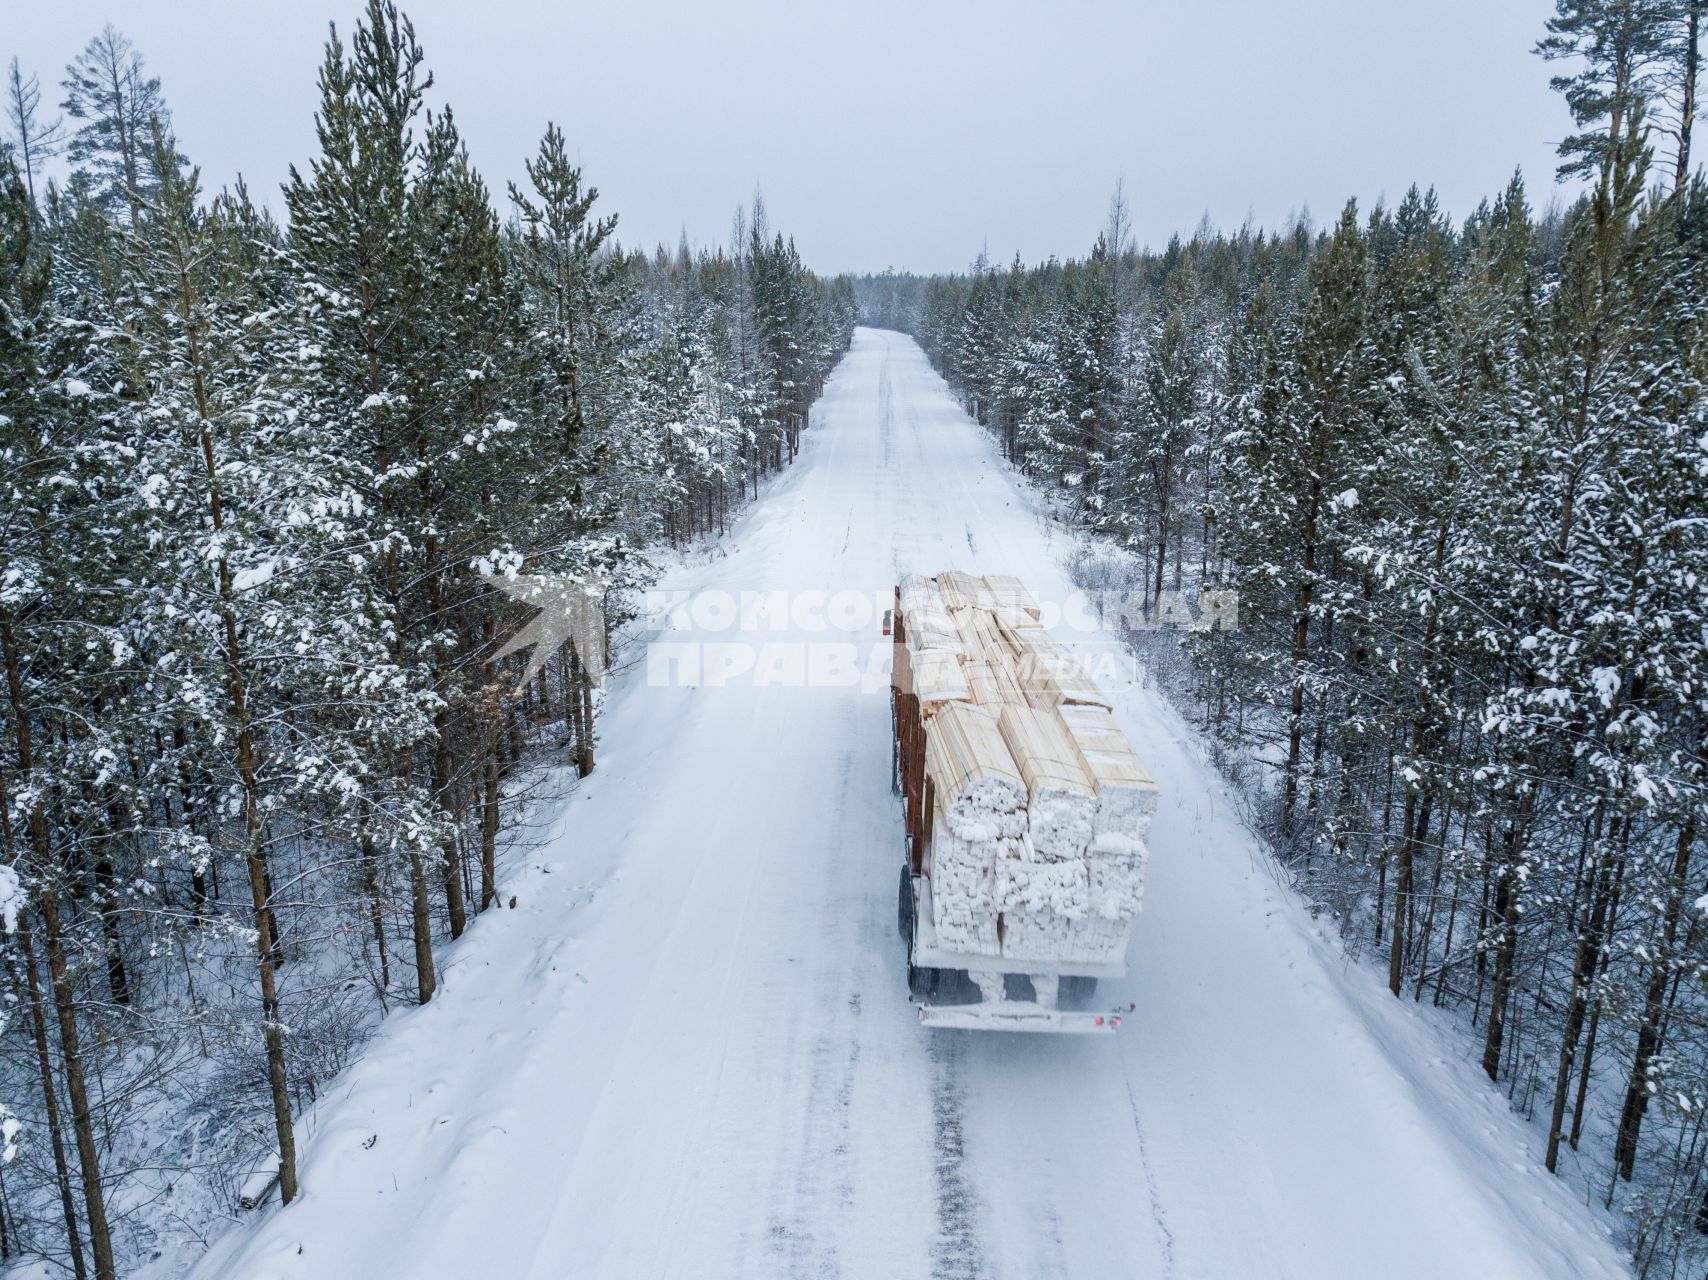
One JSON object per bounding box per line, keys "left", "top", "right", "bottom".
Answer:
{"left": 873, "top": 2, "right": 1708, "bottom": 1270}
{"left": 0, "top": 2, "right": 852, "bottom": 1275}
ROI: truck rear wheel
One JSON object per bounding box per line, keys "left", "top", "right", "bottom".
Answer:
{"left": 1060, "top": 975, "right": 1099, "bottom": 1008}
{"left": 908, "top": 958, "right": 941, "bottom": 999}
{"left": 899, "top": 866, "right": 942, "bottom": 998}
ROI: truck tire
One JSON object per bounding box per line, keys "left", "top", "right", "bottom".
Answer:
{"left": 908, "top": 959, "right": 940, "bottom": 1000}
{"left": 1060, "top": 975, "right": 1098, "bottom": 1008}
{"left": 899, "top": 867, "right": 942, "bottom": 999}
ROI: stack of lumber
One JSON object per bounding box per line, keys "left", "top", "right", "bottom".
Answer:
{"left": 922, "top": 701, "right": 1027, "bottom": 841}
{"left": 997, "top": 705, "right": 1096, "bottom": 859}
{"left": 898, "top": 571, "right": 1158, "bottom": 966}
{"left": 911, "top": 649, "right": 971, "bottom": 707}
{"left": 1008, "top": 633, "right": 1112, "bottom": 713}
{"left": 899, "top": 577, "right": 959, "bottom": 653}
{"left": 919, "top": 700, "right": 1025, "bottom": 953}
{"left": 1058, "top": 703, "right": 1157, "bottom": 959}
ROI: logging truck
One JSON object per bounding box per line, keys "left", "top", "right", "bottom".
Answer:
{"left": 887, "top": 572, "right": 1155, "bottom": 1034}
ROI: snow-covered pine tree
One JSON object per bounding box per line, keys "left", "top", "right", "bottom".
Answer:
{"left": 0, "top": 143, "right": 121, "bottom": 1280}
{"left": 282, "top": 0, "right": 450, "bottom": 1005}
{"left": 1117, "top": 254, "right": 1204, "bottom": 607}
{"left": 0, "top": 8, "right": 854, "bottom": 1270}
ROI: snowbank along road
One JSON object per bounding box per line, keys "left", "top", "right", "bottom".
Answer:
{"left": 192, "top": 329, "right": 1632, "bottom": 1280}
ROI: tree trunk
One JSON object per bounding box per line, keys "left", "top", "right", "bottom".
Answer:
{"left": 1153, "top": 448, "right": 1172, "bottom": 604}
{"left": 402, "top": 750, "right": 437, "bottom": 1005}
{"left": 15, "top": 920, "right": 86, "bottom": 1279}
{"left": 434, "top": 729, "right": 467, "bottom": 940}
{"left": 1677, "top": 1, "right": 1701, "bottom": 194}
{"left": 244, "top": 845, "right": 298, "bottom": 1203}
{"left": 360, "top": 833, "right": 390, "bottom": 1001}
{"left": 1479, "top": 824, "right": 1524, "bottom": 1081}
{"left": 1391, "top": 515, "right": 1448, "bottom": 994}
{"left": 482, "top": 725, "right": 500, "bottom": 909}
{"left": 2, "top": 617, "right": 114, "bottom": 1279}
{"left": 1570, "top": 987, "right": 1604, "bottom": 1150}
{"left": 1282, "top": 480, "right": 1320, "bottom": 835}
{"left": 91, "top": 843, "right": 129, "bottom": 1007}
{"left": 1612, "top": 818, "right": 1697, "bottom": 1182}
{"left": 37, "top": 885, "right": 117, "bottom": 1280}
{"left": 175, "top": 251, "right": 299, "bottom": 1203}
{"left": 175, "top": 724, "right": 210, "bottom": 919}
{"left": 0, "top": 778, "right": 86, "bottom": 1279}
{"left": 409, "top": 844, "right": 437, "bottom": 1003}
{"left": 1388, "top": 788, "right": 1418, "bottom": 993}
{"left": 1545, "top": 810, "right": 1620, "bottom": 1172}
{"left": 573, "top": 650, "right": 595, "bottom": 777}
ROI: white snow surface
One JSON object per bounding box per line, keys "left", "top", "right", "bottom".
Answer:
{"left": 187, "top": 330, "right": 1630, "bottom": 1280}
{"left": 0, "top": 863, "right": 22, "bottom": 934}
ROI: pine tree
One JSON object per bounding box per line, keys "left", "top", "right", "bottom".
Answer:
{"left": 1121, "top": 255, "right": 1204, "bottom": 604}
{"left": 1659, "top": 0, "right": 1704, "bottom": 188}
{"left": 5, "top": 59, "right": 65, "bottom": 207}
{"left": 59, "top": 26, "right": 177, "bottom": 228}
{"left": 1536, "top": 0, "right": 1671, "bottom": 196}
{"left": 0, "top": 5, "right": 854, "bottom": 1269}
{"left": 0, "top": 146, "right": 121, "bottom": 1280}
{"left": 116, "top": 123, "right": 337, "bottom": 1204}
{"left": 283, "top": 0, "right": 446, "bottom": 1004}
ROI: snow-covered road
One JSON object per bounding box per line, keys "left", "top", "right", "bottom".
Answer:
{"left": 195, "top": 329, "right": 1631, "bottom": 1280}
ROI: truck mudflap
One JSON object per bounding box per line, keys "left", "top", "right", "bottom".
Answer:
{"left": 912, "top": 1001, "right": 1130, "bottom": 1034}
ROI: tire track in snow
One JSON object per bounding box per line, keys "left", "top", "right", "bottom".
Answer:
{"left": 1033, "top": 1204, "right": 1070, "bottom": 1280}
{"left": 927, "top": 1037, "right": 987, "bottom": 1280}
{"left": 761, "top": 1026, "right": 845, "bottom": 1279}
{"left": 1120, "top": 1066, "right": 1177, "bottom": 1276}
{"left": 758, "top": 729, "right": 866, "bottom": 1279}
{"left": 878, "top": 351, "right": 894, "bottom": 468}
{"left": 617, "top": 684, "right": 809, "bottom": 1280}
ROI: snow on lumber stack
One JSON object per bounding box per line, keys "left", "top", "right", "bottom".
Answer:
{"left": 1057, "top": 704, "right": 1156, "bottom": 958}
{"left": 922, "top": 701, "right": 1027, "bottom": 841}
{"left": 930, "top": 801, "right": 1003, "bottom": 954}
{"left": 919, "top": 699, "right": 1022, "bottom": 956}
{"left": 995, "top": 705, "right": 1096, "bottom": 859}
{"left": 992, "top": 706, "right": 1098, "bottom": 959}
{"left": 1001, "top": 871, "right": 1092, "bottom": 960}
{"left": 995, "top": 831, "right": 1090, "bottom": 938}
{"left": 1058, "top": 704, "right": 1158, "bottom": 848}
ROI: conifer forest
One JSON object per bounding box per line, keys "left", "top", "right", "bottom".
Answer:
{"left": 3, "top": 2, "right": 1708, "bottom": 1278}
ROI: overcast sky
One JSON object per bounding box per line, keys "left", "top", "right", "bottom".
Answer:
{"left": 9, "top": 0, "right": 1581, "bottom": 275}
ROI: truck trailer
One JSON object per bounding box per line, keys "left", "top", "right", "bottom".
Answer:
{"left": 889, "top": 572, "right": 1157, "bottom": 1034}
